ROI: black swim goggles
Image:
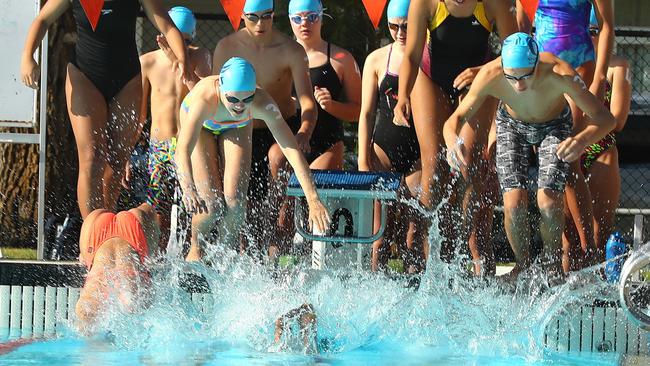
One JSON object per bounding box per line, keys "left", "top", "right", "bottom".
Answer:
{"left": 244, "top": 11, "right": 274, "bottom": 22}
{"left": 388, "top": 22, "right": 408, "bottom": 32}
{"left": 225, "top": 94, "right": 255, "bottom": 104}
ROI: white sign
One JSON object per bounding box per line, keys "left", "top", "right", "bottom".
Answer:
{"left": 0, "top": 0, "right": 40, "bottom": 126}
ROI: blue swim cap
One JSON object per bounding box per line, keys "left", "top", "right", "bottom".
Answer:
{"left": 169, "top": 6, "right": 196, "bottom": 39}
{"left": 502, "top": 32, "right": 539, "bottom": 69}
{"left": 219, "top": 57, "right": 257, "bottom": 93}
{"left": 589, "top": 6, "right": 598, "bottom": 27}
{"left": 288, "top": 0, "right": 322, "bottom": 15}
{"left": 244, "top": 0, "right": 274, "bottom": 13}
{"left": 387, "top": 0, "right": 410, "bottom": 19}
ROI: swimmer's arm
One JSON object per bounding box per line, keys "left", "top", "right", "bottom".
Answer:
{"left": 562, "top": 73, "right": 616, "bottom": 146}
{"left": 608, "top": 57, "right": 632, "bottom": 132}
{"left": 514, "top": 0, "right": 532, "bottom": 34}
{"left": 194, "top": 48, "right": 213, "bottom": 79}
{"left": 398, "top": 0, "right": 433, "bottom": 101}
{"left": 358, "top": 52, "right": 381, "bottom": 171}
{"left": 211, "top": 39, "right": 231, "bottom": 75}
{"left": 291, "top": 46, "right": 318, "bottom": 137}
{"left": 591, "top": 0, "right": 615, "bottom": 95}
{"left": 138, "top": 55, "right": 152, "bottom": 127}
{"left": 174, "top": 89, "right": 213, "bottom": 190}
{"left": 255, "top": 92, "right": 320, "bottom": 203}
{"left": 488, "top": 0, "right": 518, "bottom": 40}
{"left": 443, "top": 66, "right": 493, "bottom": 147}
{"left": 142, "top": 0, "right": 190, "bottom": 81}
{"left": 20, "top": 0, "right": 69, "bottom": 88}
{"left": 322, "top": 49, "right": 362, "bottom": 122}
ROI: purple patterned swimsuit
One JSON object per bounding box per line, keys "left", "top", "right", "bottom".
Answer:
{"left": 535, "top": 0, "right": 595, "bottom": 69}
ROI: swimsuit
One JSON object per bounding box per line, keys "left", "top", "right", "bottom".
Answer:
{"left": 496, "top": 104, "right": 572, "bottom": 192}
{"left": 581, "top": 80, "right": 616, "bottom": 173}
{"left": 307, "top": 43, "right": 345, "bottom": 162}
{"left": 372, "top": 45, "right": 420, "bottom": 174}
{"left": 534, "top": 0, "right": 595, "bottom": 69}
{"left": 421, "top": 0, "right": 492, "bottom": 100}
{"left": 71, "top": 0, "right": 141, "bottom": 101}
{"left": 146, "top": 137, "right": 178, "bottom": 214}
{"left": 84, "top": 211, "right": 149, "bottom": 270}
{"left": 180, "top": 81, "right": 253, "bottom": 135}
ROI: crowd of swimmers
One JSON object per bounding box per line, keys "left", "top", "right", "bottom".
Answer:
{"left": 20, "top": 0, "right": 630, "bottom": 332}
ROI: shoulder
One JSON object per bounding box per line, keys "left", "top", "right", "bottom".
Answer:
{"left": 192, "top": 76, "right": 219, "bottom": 100}
{"left": 190, "top": 47, "right": 211, "bottom": 61}
{"left": 365, "top": 46, "right": 388, "bottom": 68}
{"left": 330, "top": 44, "right": 356, "bottom": 65}
{"left": 609, "top": 55, "right": 630, "bottom": 70}
{"left": 139, "top": 51, "right": 158, "bottom": 68}
{"left": 477, "top": 58, "right": 504, "bottom": 85}
{"left": 215, "top": 33, "right": 240, "bottom": 50}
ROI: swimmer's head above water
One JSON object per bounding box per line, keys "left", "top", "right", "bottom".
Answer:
{"left": 501, "top": 32, "right": 539, "bottom": 93}
{"left": 168, "top": 6, "right": 196, "bottom": 42}
{"left": 219, "top": 57, "right": 257, "bottom": 117}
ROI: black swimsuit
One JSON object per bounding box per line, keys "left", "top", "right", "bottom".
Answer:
{"left": 71, "top": 0, "right": 141, "bottom": 101}
{"left": 373, "top": 45, "right": 420, "bottom": 174}
{"left": 307, "top": 43, "right": 344, "bottom": 162}
{"left": 421, "top": 0, "right": 492, "bottom": 100}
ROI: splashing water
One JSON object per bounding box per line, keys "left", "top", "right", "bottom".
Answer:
{"left": 1, "top": 200, "right": 626, "bottom": 365}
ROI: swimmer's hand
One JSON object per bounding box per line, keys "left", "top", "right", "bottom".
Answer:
{"left": 393, "top": 96, "right": 411, "bottom": 127}
{"left": 446, "top": 136, "right": 468, "bottom": 172}
{"left": 307, "top": 197, "right": 330, "bottom": 234}
{"left": 295, "top": 131, "right": 312, "bottom": 153}
{"left": 181, "top": 185, "right": 208, "bottom": 214}
{"left": 157, "top": 34, "right": 192, "bottom": 85}
{"left": 453, "top": 66, "right": 481, "bottom": 91}
{"left": 314, "top": 86, "right": 333, "bottom": 111}
{"left": 20, "top": 57, "right": 40, "bottom": 89}
{"left": 121, "top": 161, "right": 132, "bottom": 189}
{"left": 556, "top": 136, "right": 587, "bottom": 163}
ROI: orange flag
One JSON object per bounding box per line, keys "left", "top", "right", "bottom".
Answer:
{"left": 79, "top": 0, "right": 104, "bottom": 31}
{"left": 362, "top": 0, "right": 388, "bottom": 30}
{"left": 520, "top": 0, "right": 538, "bottom": 24}
{"left": 220, "top": 0, "right": 246, "bottom": 31}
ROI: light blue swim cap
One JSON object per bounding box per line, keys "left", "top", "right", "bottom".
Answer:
{"left": 244, "top": 0, "right": 274, "bottom": 13}
{"left": 502, "top": 32, "right": 539, "bottom": 69}
{"left": 219, "top": 57, "right": 257, "bottom": 93}
{"left": 288, "top": 0, "right": 322, "bottom": 15}
{"left": 387, "top": 0, "right": 410, "bottom": 19}
{"left": 589, "top": 6, "right": 598, "bottom": 27}
{"left": 169, "top": 6, "right": 196, "bottom": 39}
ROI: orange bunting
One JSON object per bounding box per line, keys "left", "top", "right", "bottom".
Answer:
{"left": 219, "top": 0, "right": 247, "bottom": 31}
{"left": 79, "top": 0, "right": 104, "bottom": 31}
{"left": 361, "top": 0, "right": 388, "bottom": 30}
{"left": 520, "top": 0, "right": 538, "bottom": 24}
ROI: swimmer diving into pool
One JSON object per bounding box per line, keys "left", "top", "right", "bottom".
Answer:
{"left": 76, "top": 203, "right": 160, "bottom": 332}
{"left": 174, "top": 57, "right": 330, "bottom": 261}
{"left": 443, "top": 33, "right": 616, "bottom": 281}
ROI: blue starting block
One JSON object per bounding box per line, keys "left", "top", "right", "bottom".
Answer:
{"left": 286, "top": 170, "right": 401, "bottom": 269}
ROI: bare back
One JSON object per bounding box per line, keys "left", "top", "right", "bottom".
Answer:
{"left": 141, "top": 46, "right": 211, "bottom": 141}
{"left": 213, "top": 30, "right": 309, "bottom": 126}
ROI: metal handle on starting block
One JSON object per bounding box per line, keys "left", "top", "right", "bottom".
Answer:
{"left": 294, "top": 200, "right": 388, "bottom": 244}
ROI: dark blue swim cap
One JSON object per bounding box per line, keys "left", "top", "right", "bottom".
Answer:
{"left": 502, "top": 32, "right": 539, "bottom": 69}
{"left": 220, "top": 57, "right": 256, "bottom": 93}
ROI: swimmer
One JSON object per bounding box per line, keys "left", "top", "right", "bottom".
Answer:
{"left": 358, "top": 0, "right": 423, "bottom": 272}
{"left": 174, "top": 57, "right": 330, "bottom": 261}
{"left": 211, "top": 0, "right": 318, "bottom": 258}
{"left": 394, "top": 0, "right": 517, "bottom": 266}
{"left": 443, "top": 33, "right": 616, "bottom": 281}
{"left": 76, "top": 203, "right": 160, "bottom": 332}
{"left": 138, "top": 6, "right": 212, "bottom": 252}
{"left": 21, "top": 0, "right": 190, "bottom": 219}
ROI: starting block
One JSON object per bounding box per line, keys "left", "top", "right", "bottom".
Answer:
{"left": 286, "top": 170, "right": 401, "bottom": 270}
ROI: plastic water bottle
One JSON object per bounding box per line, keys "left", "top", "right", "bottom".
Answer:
{"left": 605, "top": 232, "right": 626, "bottom": 283}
